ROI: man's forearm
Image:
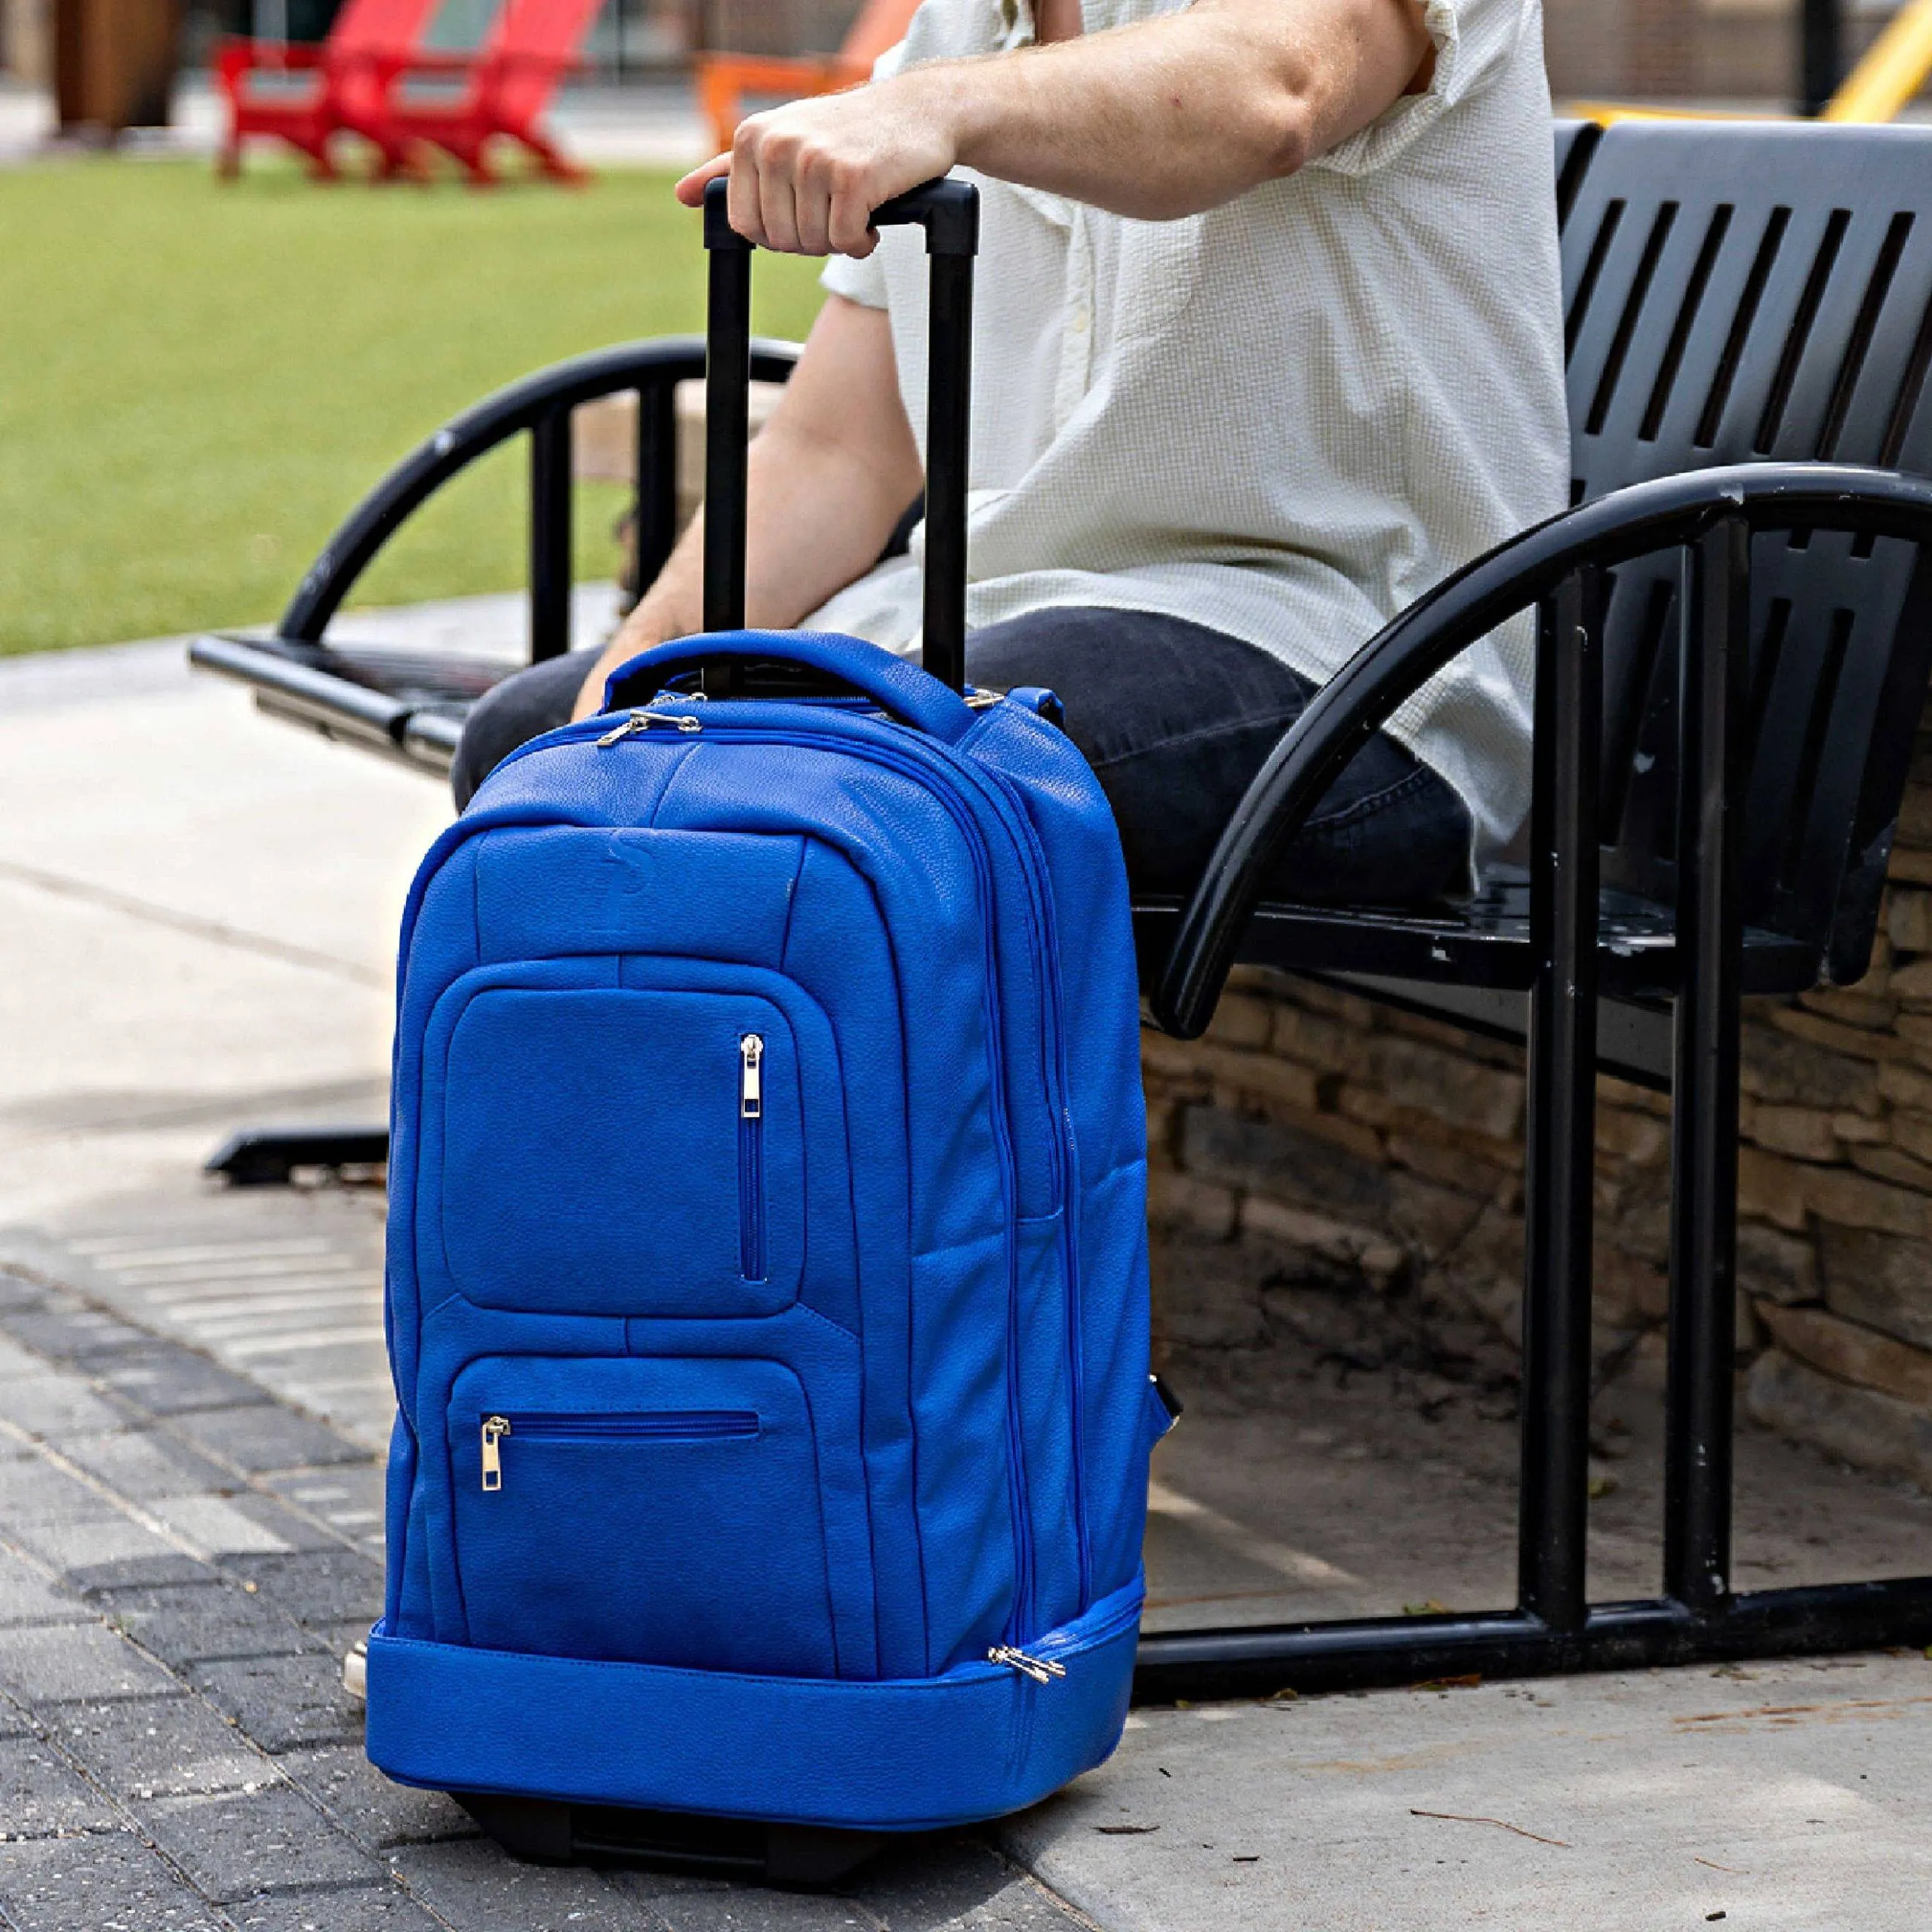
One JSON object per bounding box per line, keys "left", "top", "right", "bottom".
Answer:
{"left": 574, "top": 436, "right": 913, "bottom": 717}
{"left": 627, "top": 430, "right": 912, "bottom": 648}
{"left": 573, "top": 296, "right": 922, "bottom": 719}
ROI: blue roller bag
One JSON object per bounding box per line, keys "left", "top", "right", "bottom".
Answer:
{"left": 363, "top": 178, "right": 1168, "bottom": 1834}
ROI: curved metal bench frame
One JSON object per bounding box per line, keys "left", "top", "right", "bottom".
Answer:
{"left": 192, "top": 336, "right": 803, "bottom": 774}
{"left": 1136, "top": 464, "right": 1932, "bottom": 1698}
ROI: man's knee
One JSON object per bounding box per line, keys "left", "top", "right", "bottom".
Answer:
{"left": 451, "top": 651, "right": 597, "bottom": 809}
{"left": 964, "top": 605, "right": 1124, "bottom": 694}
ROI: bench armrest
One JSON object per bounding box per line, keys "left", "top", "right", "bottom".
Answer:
{"left": 1150, "top": 460, "right": 1932, "bottom": 1039}
{"left": 276, "top": 335, "right": 798, "bottom": 645}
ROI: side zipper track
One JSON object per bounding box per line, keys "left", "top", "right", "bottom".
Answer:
{"left": 976, "top": 763, "right": 1091, "bottom": 1612}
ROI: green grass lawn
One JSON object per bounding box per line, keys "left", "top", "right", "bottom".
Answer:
{"left": 0, "top": 159, "right": 826, "bottom": 655}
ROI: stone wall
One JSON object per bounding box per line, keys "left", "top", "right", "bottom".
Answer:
{"left": 1143, "top": 711, "right": 1932, "bottom": 1490}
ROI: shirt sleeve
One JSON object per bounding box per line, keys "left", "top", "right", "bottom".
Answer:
{"left": 820, "top": 248, "right": 891, "bottom": 311}
{"left": 1308, "top": 0, "right": 1535, "bottom": 178}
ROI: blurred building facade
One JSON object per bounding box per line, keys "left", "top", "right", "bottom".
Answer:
{"left": 1547, "top": 0, "right": 1900, "bottom": 100}
{"left": 2, "top": 0, "right": 49, "bottom": 84}
{"left": 3, "top": 0, "right": 1912, "bottom": 98}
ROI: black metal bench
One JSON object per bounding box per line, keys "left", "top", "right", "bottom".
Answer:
{"left": 192, "top": 117, "right": 1932, "bottom": 1697}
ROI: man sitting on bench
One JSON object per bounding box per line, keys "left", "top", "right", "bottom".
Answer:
{"left": 452, "top": 0, "right": 1567, "bottom": 907}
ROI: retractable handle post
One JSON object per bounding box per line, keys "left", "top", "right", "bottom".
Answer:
{"left": 703, "top": 175, "right": 980, "bottom": 694}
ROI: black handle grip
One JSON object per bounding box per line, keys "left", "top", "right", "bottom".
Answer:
{"left": 701, "top": 174, "right": 978, "bottom": 694}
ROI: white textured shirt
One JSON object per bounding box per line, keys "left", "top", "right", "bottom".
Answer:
{"left": 811, "top": 0, "right": 1567, "bottom": 866}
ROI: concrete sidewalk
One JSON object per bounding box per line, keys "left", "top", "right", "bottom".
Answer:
{"left": 6, "top": 624, "right": 1932, "bottom": 1929}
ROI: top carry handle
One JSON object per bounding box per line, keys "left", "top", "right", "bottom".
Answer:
{"left": 702, "top": 174, "right": 980, "bottom": 694}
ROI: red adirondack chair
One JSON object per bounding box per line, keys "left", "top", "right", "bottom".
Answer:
{"left": 214, "top": 0, "right": 445, "bottom": 180}
{"left": 369, "top": 0, "right": 603, "bottom": 186}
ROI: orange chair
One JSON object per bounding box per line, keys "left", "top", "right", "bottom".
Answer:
{"left": 694, "top": 0, "right": 922, "bottom": 154}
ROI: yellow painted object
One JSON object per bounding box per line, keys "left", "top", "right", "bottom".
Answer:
{"left": 1561, "top": 101, "right": 1786, "bottom": 125}
{"left": 1564, "top": 0, "right": 1932, "bottom": 131}
{"left": 1825, "top": 0, "right": 1932, "bottom": 120}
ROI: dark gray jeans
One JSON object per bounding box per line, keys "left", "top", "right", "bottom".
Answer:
{"left": 451, "top": 607, "right": 1472, "bottom": 906}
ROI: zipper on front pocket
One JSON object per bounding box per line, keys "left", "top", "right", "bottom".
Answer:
{"left": 738, "top": 1033, "right": 766, "bottom": 1282}
{"left": 477, "top": 1409, "right": 758, "bottom": 1492}
{"left": 480, "top": 1414, "right": 510, "bottom": 1491}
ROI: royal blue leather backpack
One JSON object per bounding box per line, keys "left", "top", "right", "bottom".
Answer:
{"left": 365, "top": 179, "right": 1165, "bottom": 1867}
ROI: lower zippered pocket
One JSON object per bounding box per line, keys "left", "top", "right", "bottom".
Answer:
{"left": 449, "top": 1355, "right": 835, "bottom": 1676}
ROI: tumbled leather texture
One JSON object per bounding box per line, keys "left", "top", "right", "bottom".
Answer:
{"left": 369, "top": 632, "right": 1158, "bottom": 1830}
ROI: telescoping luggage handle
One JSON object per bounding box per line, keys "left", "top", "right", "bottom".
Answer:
{"left": 702, "top": 174, "right": 980, "bottom": 695}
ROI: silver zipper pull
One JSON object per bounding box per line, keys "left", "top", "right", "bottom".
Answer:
{"left": 740, "top": 1035, "right": 763, "bottom": 1118}
{"left": 481, "top": 1414, "right": 511, "bottom": 1491}
{"left": 597, "top": 709, "right": 703, "bottom": 746}
{"left": 988, "top": 1645, "right": 1066, "bottom": 1684}
{"left": 597, "top": 712, "right": 647, "bottom": 747}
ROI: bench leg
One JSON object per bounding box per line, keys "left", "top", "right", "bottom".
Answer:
{"left": 1663, "top": 516, "right": 1749, "bottom": 1613}
{"left": 1518, "top": 567, "right": 1604, "bottom": 1644}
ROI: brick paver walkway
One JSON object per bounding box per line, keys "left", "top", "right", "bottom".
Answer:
{"left": 0, "top": 1265, "right": 1088, "bottom": 1932}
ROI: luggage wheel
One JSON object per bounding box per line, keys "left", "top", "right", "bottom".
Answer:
{"left": 454, "top": 1792, "right": 890, "bottom": 1886}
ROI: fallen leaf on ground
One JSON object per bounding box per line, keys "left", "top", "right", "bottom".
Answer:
{"left": 1411, "top": 1674, "right": 1483, "bottom": 1693}
{"left": 1094, "top": 1824, "right": 1160, "bottom": 1835}
{"left": 1403, "top": 1599, "right": 1448, "bottom": 1616}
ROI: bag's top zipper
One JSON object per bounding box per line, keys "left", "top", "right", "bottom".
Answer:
{"left": 597, "top": 708, "right": 703, "bottom": 746}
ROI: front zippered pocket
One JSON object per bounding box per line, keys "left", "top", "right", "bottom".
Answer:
{"left": 450, "top": 1356, "right": 841, "bottom": 1675}
{"left": 432, "top": 982, "right": 804, "bottom": 1319}
{"left": 478, "top": 1409, "right": 759, "bottom": 1491}
{"left": 737, "top": 1033, "right": 766, "bottom": 1281}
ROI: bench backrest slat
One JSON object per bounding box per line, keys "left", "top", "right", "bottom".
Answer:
{"left": 1557, "top": 121, "right": 1932, "bottom": 980}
